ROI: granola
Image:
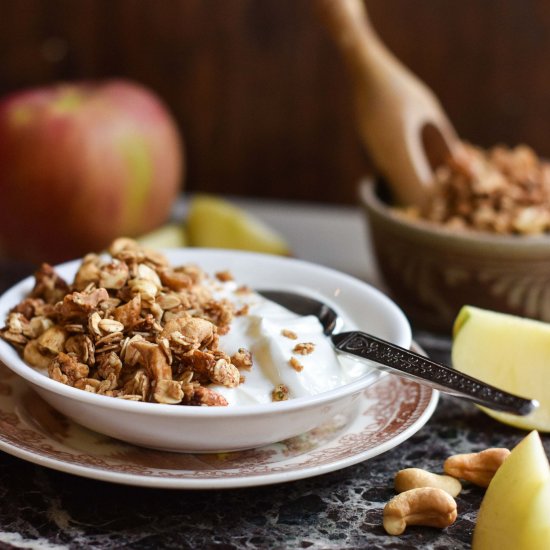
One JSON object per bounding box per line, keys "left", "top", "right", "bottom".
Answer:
{"left": 397, "top": 143, "right": 550, "bottom": 235}
{"left": 293, "top": 342, "right": 315, "bottom": 355}
{"left": 289, "top": 357, "right": 304, "bottom": 372}
{"left": 0, "top": 238, "right": 255, "bottom": 407}
{"left": 272, "top": 384, "right": 290, "bottom": 402}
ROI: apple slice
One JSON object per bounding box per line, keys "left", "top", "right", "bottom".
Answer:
{"left": 520, "top": 479, "right": 550, "bottom": 550}
{"left": 473, "top": 431, "right": 550, "bottom": 549}
{"left": 137, "top": 223, "right": 187, "bottom": 249}
{"left": 186, "top": 195, "right": 290, "bottom": 255}
{"left": 452, "top": 305, "right": 550, "bottom": 431}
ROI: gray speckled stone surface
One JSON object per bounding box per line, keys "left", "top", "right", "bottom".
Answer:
{"left": 0, "top": 362, "right": 544, "bottom": 549}
{"left": 0, "top": 263, "right": 546, "bottom": 549}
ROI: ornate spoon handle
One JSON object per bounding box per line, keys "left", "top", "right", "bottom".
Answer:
{"left": 332, "top": 331, "right": 537, "bottom": 416}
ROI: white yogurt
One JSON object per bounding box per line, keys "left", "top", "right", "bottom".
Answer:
{"left": 208, "top": 280, "right": 370, "bottom": 405}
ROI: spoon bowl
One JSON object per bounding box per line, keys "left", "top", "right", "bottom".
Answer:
{"left": 259, "top": 290, "right": 537, "bottom": 416}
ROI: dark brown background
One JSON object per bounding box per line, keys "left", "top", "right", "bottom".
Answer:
{"left": 2, "top": 0, "right": 550, "bottom": 204}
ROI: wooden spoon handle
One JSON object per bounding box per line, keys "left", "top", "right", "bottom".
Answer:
{"left": 316, "top": 0, "right": 461, "bottom": 207}
{"left": 315, "top": 0, "right": 387, "bottom": 76}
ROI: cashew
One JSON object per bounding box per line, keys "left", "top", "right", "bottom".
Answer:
{"left": 37, "top": 326, "right": 67, "bottom": 355}
{"left": 73, "top": 253, "right": 101, "bottom": 290}
{"left": 23, "top": 339, "right": 52, "bottom": 369}
{"left": 395, "top": 468, "right": 462, "bottom": 497}
{"left": 156, "top": 292, "right": 182, "bottom": 311}
{"left": 129, "top": 278, "right": 159, "bottom": 304}
{"left": 444, "top": 448, "right": 510, "bottom": 488}
{"left": 383, "top": 487, "right": 457, "bottom": 536}
{"left": 98, "top": 260, "right": 129, "bottom": 290}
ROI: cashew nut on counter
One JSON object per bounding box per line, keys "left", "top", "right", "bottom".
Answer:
{"left": 383, "top": 487, "right": 458, "bottom": 536}
{"left": 444, "top": 448, "right": 511, "bottom": 488}
{"left": 394, "top": 467, "right": 462, "bottom": 497}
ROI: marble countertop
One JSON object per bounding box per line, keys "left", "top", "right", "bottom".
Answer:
{"left": 0, "top": 197, "right": 544, "bottom": 549}
{"left": 0, "top": 392, "right": 529, "bottom": 550}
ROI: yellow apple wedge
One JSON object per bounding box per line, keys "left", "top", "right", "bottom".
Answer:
{"left": 452, "top": 306, "right": 550, "bottom": 431}
{"left": 186, "top": 195, "right": 290, "bottom": 255}
{"left": 519, "top": 479, "right": 550, "bottom": 550}
{"left": 473, "top": 431, "right": 550, "bottom": 550}
{"left": 137, "top": 223, "right": 187, "bottom": 249}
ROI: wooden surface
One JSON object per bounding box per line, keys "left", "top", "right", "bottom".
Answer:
{"left": 1, "top": 0, "right": 550, "bottom": 204}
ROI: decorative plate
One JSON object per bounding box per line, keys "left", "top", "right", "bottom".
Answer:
{"left": 0, "top": 359, "right": 438, "bottom": 489}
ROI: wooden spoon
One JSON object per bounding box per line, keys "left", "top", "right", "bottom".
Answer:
{"left": 316, "top": 0, "right": 462, "bottom": 207}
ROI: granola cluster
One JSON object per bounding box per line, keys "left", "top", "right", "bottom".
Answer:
{"left": 399, "top": 143, "right": 550, "bottom": 235}
{"left": 0, "top": 238, "right": 255, "bottom": 406}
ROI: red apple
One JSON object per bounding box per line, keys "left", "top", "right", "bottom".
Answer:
{"left": 0, "top": 79, "right": 183, "bottom": 263}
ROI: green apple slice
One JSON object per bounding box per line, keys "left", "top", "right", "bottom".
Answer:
{"left": 452, "top": 305, "right": 550, "bottom": 431}
{"left": 186, "top": 195, "right": 290, "bottom": 255}
{"left": 473, "top": 431, "right": 550, "bottom": 549}
{"left": 137, "top": 223, "right": 187, "bottom": 249}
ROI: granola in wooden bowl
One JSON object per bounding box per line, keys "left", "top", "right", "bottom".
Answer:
{"left": 360, "top": 143, "right": 550, "bottom": 332}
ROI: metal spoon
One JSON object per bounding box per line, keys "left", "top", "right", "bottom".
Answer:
{"left": 259, "top": 290, "right": 537, "bottom": 416}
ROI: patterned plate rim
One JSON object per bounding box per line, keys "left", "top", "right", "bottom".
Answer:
{"left": 0, "top": 344, "right": 439, "bottom": 489}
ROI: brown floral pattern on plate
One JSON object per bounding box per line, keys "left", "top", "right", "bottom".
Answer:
{"left": 0, "top": 347, "right": 438, "bottom": 488}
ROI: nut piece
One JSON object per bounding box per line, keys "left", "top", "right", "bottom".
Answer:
{"left": 208, "top": 358, "right": 240, "bottom": 388}
{"left": 394, "top": 468, "right": 462, "bottom": 498}
{"left": 272, "top": 384, "right": 290, "bottom": 401}
{"left": 99, "top": 260, "right": 129, "bottom": 289}
{"left": 383, "top": 487, "right": 457, "bottom": 536}
{"left": 133, "top": 341, "right": 172, "bottom": 381}
{"left": 48, "top": 352, "right": 89, "bottom": 386}
{"left": 289, "top": 357, "right": 304, "bottom": 372}
{"left": 444, "top": 448, "right": 511, "bottom": 488}
{"left": 293, "top": 342, "right": 315, "bottom": 355}
{"left": 182, "top": 384, "right": 228, "bottom": 406}
{"left": 231, "top": 348, "right": 253, "bottom": 370}
{"left": 37, "top": 326, "right": 67, "bottom": 354}
{"left": 23, "top": 339, "right": 52, "bottom": 369}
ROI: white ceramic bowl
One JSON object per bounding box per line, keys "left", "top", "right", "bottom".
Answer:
{"left": 0, "top": 249, "right": 411, "bottom": 452}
